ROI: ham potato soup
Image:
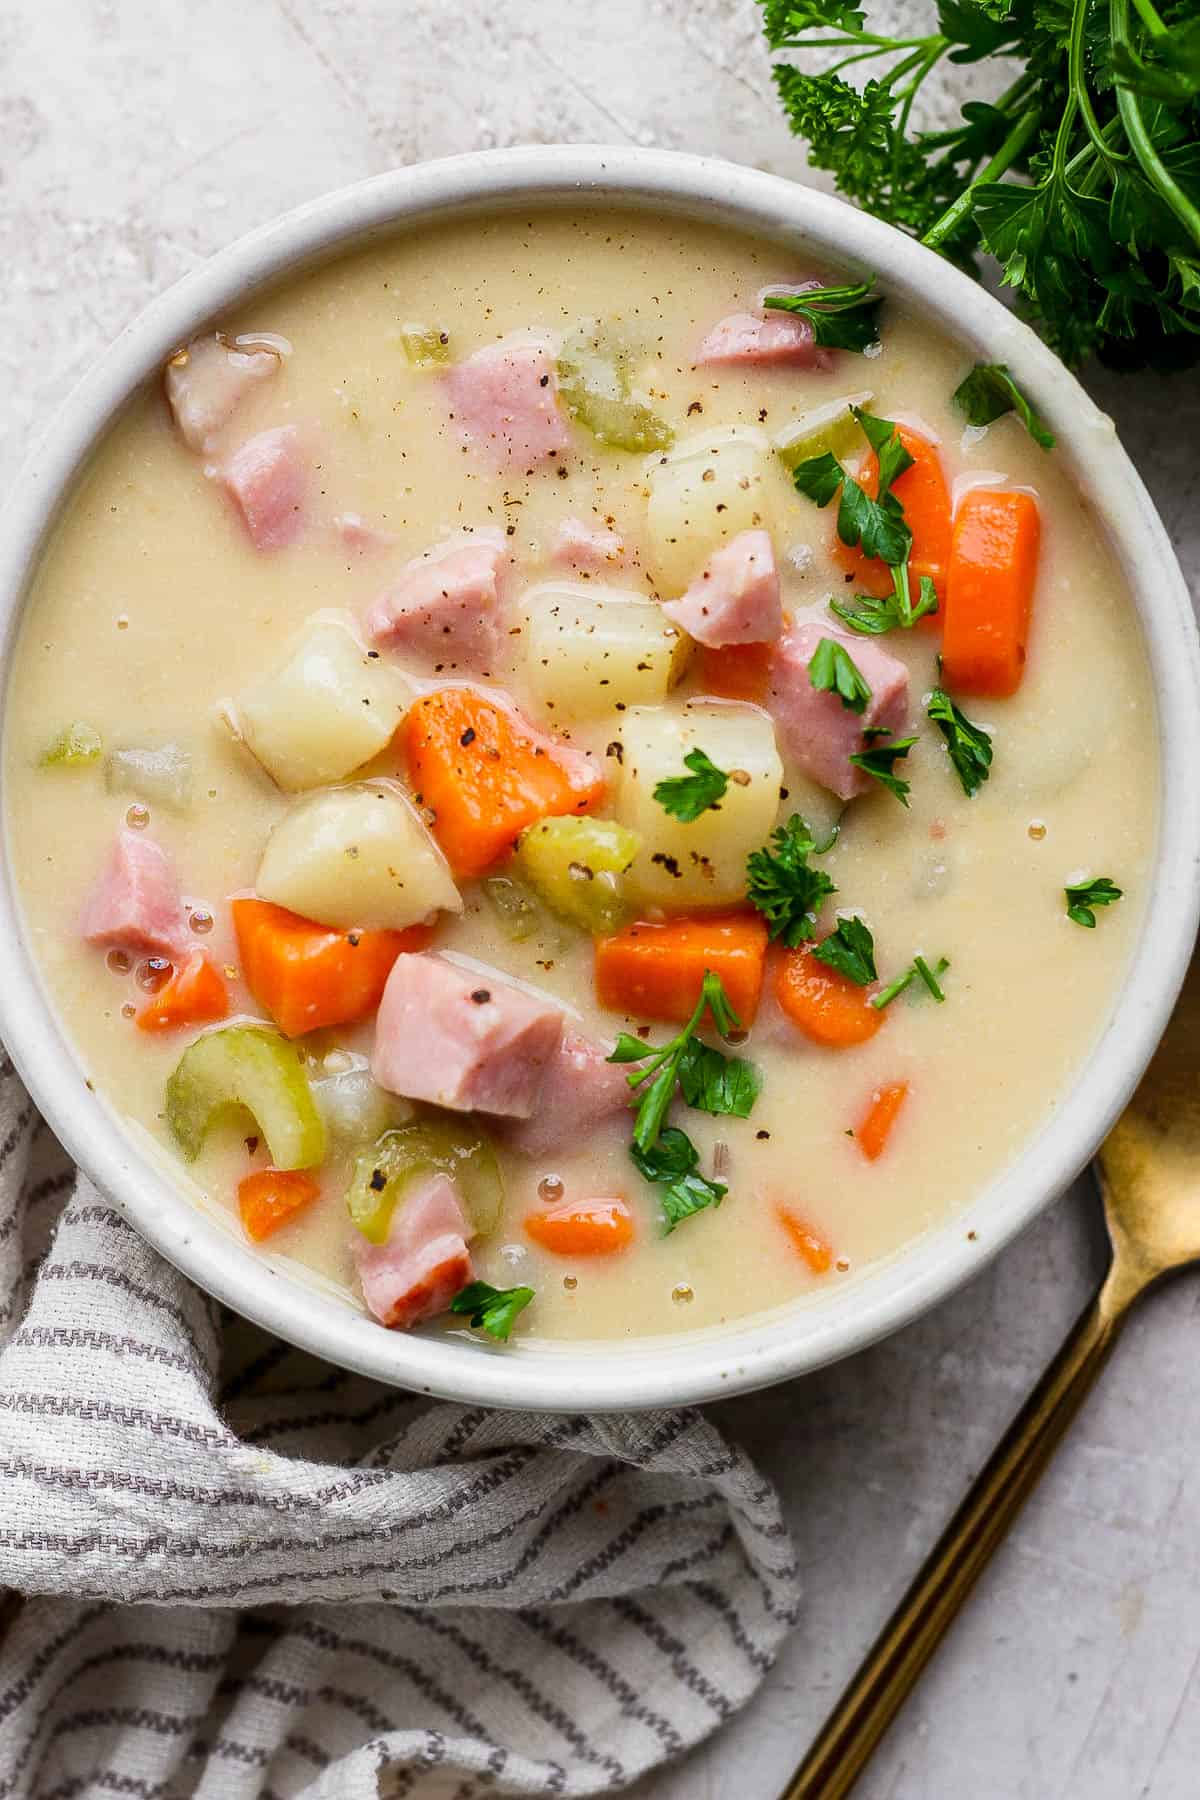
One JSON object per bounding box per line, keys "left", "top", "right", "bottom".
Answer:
{"left": 3, "top": 211, "right": 1155, "bottom": 1347}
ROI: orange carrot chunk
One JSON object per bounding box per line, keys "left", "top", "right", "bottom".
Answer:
{"left": 238, "top": 1168, "right": 320, "bottom": 1242}
{"left": 524, "top": 1198, "right": 635, "bottom": 1256}
{"left": 776, "top": 1204, "right": 833, "bottom": 1274}
{"left": 233, "top": 897, "right": 433, "bottom": 1040}
{"left": 595, "top": 913, "right": 769, "bottom": 1025}
{"left": 403, "top": 688, "right": 606, "bottom": 879}
{"left": 135, "top": 951, "right": 229, "bottom": 1034}
{"left": 694, "top": 641, "right": 773, "bottom": 704}
{"left": 856, "top": 1080, "right": 910, "bottom": 1162}
{"left": 774, "top": 944, "right": 883, "bottom": 1048}
{"left": 942, "top": 488, "right": 1041, "bottom": 697}
{"left": 833, "top": 424, "right": 952, "bottom": 610}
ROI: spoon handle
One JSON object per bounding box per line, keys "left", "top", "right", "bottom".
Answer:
{"left": 780, "top": 1267, "right": 1133, "bottom": 1800}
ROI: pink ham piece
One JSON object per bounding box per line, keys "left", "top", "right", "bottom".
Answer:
{"left": 353, "top": 1172, "right": 473, "bottom": 1331}
{"left": 447, "top": 337, "right": 570, "bottom": 466}
{"left": 695, "top": 310, "right": 828, "bottom": 370}
{"left": 79, "top": 828, "right": 185, "bottom": 957}
{"left": 551, "top": 518, "right": 625, "bottom": 571}
{"left": 496, "top": 1027, "right": 632, "bottom": 1158}
{"left": 164, "top": 335, "right": 280, "bottom": 455}
{"left": 364, "top": 534, "right": 505, "bottom": 670}
{"left": 335, "top": 512, "right": 398, "bottom": 554}
{"left": 372, "top": 953, "right": 564, "bottom": 1119}
{"left": 662, "top": 529, "right": 782, "bottom": 647}
{"left": 768, "top": 622, "right": 910, "bottom": 802}
{"left": 221, "top": 425, "right": 307, "bottom": 551}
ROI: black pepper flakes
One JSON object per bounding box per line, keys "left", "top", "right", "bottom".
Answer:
{"left": 470, "top": 988, "right": 492, "bottom": 1004}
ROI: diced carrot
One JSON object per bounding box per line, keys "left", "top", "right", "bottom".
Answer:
{"left": 942, "top": 488, "right": 1041, "bottom": 697}
{"left": 595, "top": 913, "right": 769, "bottom": 1025}
{"left": 237, "top": 1168, "right": 320, "bottom": 1242}
{"left": 135, "top": 951, "right": 229, "bottom": 1034}
{"left": 695, "top": 641, "right": 773, "bottom": 704}
{"left": 232, "top": 897, "right": 433, "bottom": 1039}
{"left": 776, "top": 1204, "right": 833, "bottom": 1274}
{"left": 774, "top": 944, "right": 883, "bottom": 1048}
{"left": 403, "top": 688, "right": 606, "bottom": 878}
{"left": 524, "top": 1198, "right": 635, "bottom": 1256}
{"left": 856, "top": 1080, "right": 909, "bottom": 1161}
{"left": 833, "top": 424, "right": 952, "bottom": 612}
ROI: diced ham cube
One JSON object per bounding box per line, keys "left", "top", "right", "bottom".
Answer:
{"left": 448, "top": 337, "right": 570, "bottom": 466}
{"left": 768, "top": 622, "right": 910, "bottom": 801}
{"left": 662, "top": 529, "right": 782, "bottom": 647}
{"left": 496, "top": 1027, "right": 632, "bottom": 1158}
{"left": 695, "top": 311, "right": 829, "bottom": 370}
{"left": 335, "top": 512, "right": 398, "bottom": 554}
{"left": 353, "top": 1172, "right": 473, "bottom": 1331}
{"left": 372, "top": 953, "right": 564, "bottom": 1119}
{"left": 221, "top": 426, "right": 307, "bottom": 551}
{"left": 364, "top": 534, "right": 505, "bottom": 670}
{"left": 552, "top": 518, "right": 625, "bottom": 571}
{"left": 164, "top": 335, "right": 280, "bottom": 455}
{"left": 79, "top": 828, "right": 186, "bottom": 957}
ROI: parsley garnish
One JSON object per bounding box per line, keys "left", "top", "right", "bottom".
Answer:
{"left": 653, "top": 748, "right": 729, "bottom": 822}
{"left": 830, "top": 575, "right": 938, "bottom": 636}
{"left": 953, "top": 363, "right": 1055, "bottom": 450}
{"left": 449, "top": 1281, "right": 534, "bottom": 1341}
{"left": 761, "top": 278, "right": 883, "bottom": 352}
{"left": 631, "top": 1127, "right": 727, "bottom": 1233}
{"left": 813, "top": 915, "right": 877, "bottom": 986}
{"left": 849, "top": 733, "right": 917, "bottom": 805}
{"left": 926, "top": 687, "right": 993, "bottom": 797}
{"left": 793, "top": 406, "right": 913, "bottom": 569}
{"left": 1065, "top": 877, "right": 1123, "bottom": 929}
{"left": 608, "top": 971, "right": 757, "bottom": 1152}
{"left": 871, "top": 955, "right": 950, "bottom": 1011}
{"left": 809, "top": 637, "right": 872, "bottom": 714}
{"left": 745, "top": 813, "right": 838, "bottom": 947}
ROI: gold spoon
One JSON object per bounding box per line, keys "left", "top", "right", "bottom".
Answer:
{"left": 782, "top": 945, "right": 1200, "bottom": 1800}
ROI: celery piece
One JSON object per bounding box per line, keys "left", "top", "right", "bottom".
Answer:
{"left": 165, "top": 1025, "right": 327, "bottom": 1171}
{"left": 774, "top": 392, "right": 875, "bottom": 474}
{"left": 517, "top": 815, "right": 641, "bottom": 934}
{"left": 347, "top": 1120, "right": 504, "bottom": 1244}
{"left": 399, "top": 323, "right": 451, "bottom": 367}
{"left": 558, "top": 321, "right": 674, "bottom": 453}
{"left": 106, "top": 744, "right": 193, "bottom": 813}
{"left": 482, "top": 875, "right": 542, "bottom": 942}
{"left": 40, "top": 721, "right": 102, "bottom": 768}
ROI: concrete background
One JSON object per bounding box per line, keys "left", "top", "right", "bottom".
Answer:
{"left": 5, "top": 4, "right": 1200, "bottom": 1796}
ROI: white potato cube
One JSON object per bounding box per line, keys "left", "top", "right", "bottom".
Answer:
{"left": 256, "top": 781, "right": 461, "bottom": 930}
{"left": 227, "top": 612, "right": 410, "bottom": 791}
{"left": 646, "top": 426, "right": 784, "bottom": 592}
{"left": 522, "top": 581, "right": 689, "bottom": 718}
{"left": 615, "top": 701, "right": 783, "bottom": 909}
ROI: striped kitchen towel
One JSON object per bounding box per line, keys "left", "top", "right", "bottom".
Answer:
{"left": 0, "top": 1058, "right": 800, "bottom": 1798}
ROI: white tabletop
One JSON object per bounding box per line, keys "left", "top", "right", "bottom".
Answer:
{"left": 7, "top": 4, "right": 1199, "bottom": 1796}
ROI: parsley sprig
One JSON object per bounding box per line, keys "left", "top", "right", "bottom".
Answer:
{"left": 450, "top": 1281, "right": 534, "bottom": 1341}
{"left": 1065, "top": 876, "right": 1123, "bottom": 928}
{"left": 746, "top": 813, "right": 838, "bottom": 947}
{"left": 809, "top": 637, "right": 873, "bottom": 714}
{"left": 813, "top": 915, "right": 877, "bottom": 985}
{"left": 762, "top": 277, "right": 883, "bottom": 351}
{"left": 849, "top": 732, "right": 917, "bottom": 805}
{"left": 953, "top": 363, "right": 1055, "bottom": 450}
{"left": 831, "top": 576, "right": 938, "bottom": 636}
{"left": 653, "top": 748, "right": 729, "bottom": 822}
{"left": 926, "top": 687, "right": 993, "bottom": 797}
{"left": 631, "top": 1127, "right": 727, "bottom": 1232}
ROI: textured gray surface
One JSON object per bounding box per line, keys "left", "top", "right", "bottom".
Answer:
{"left": 5, "top": 4, "right": 1200, "bottom": 1797}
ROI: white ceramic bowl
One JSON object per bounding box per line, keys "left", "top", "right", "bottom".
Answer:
{"left": 2, "top": 146, "right": 1198, "bottom": 1412}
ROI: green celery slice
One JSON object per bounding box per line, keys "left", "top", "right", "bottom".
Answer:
{"left": 165, "top": 1025, "right": 326, "bottom": 1170}
{"left": 399, "top": 323, "right": 451, "bottom": 367}
{"left": 517, "top": 816, "right": 641, "bottom": 934}
{"left": 774, "top": 391, "right": 875, "bottom": 473}
{"left": 40, "top": 721, "right": 102, "bottom": 768}
{"left": 482, "top": 875, "right": 542, "bottom": 942}
{"left": 347, "top": 1120, "right": 504, "bottom": 1245}
{"left": 558, "top": 321, "right": 674, "bottom": 453}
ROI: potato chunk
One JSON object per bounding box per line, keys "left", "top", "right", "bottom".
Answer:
{"left": 255, "top": 781, "right": 461, "bottom": 930}
{"left": 646, "top": 427, "right": 783, "bottom": 592}
{"left": 522, "top": 581, "right": 689, "bottom": 717}
{"left": 614, "top": 702, "right": 783, "bottom": 909}
{"left": 227, "top": 612, "right": 410, "bottom": 791}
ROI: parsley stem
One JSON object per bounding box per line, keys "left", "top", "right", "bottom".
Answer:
{"left": 1112, "top": 0, "right": 1200, "bottom": 250}
{"left": 1129, "top": 0, "right": 1167, "bottom": 37}
{"left": 921, "top": 107, "right": 1041, "bottom": 251}
{"left": 1070, "top": 0, "right": 1122, "bottom": 167}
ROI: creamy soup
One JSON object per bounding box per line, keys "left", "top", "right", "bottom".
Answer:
{"left": 2, "top": 210, "right": 1156, "bottom": 1347}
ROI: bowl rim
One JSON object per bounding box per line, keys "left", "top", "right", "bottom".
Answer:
{"left": 1, "top": 143, "right": 1197, "bottom": 1411}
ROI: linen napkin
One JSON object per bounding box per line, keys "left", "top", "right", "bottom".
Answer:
{"left": 0, "top": 1052, "right": 800, "bottom": 1798}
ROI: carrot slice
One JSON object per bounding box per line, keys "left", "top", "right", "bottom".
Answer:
{"left": 942, "top": 488, "right": 1041, "bottom": 697}
{"left": 404, "top": 688, "right": 606, "bottom": 878}
{"left": 774, "top": 944, "right": 883, "bottom": 1048}
{"left": 238, "top": 1168, "right": 320, "bottom": 1242}
{"left": 776, "top": 1204, "right": 833, "bottom": 1274}
{"left": 856, "top": 1080, "right": 909, "bottom": 1161}
{"left": 135, "top": 951, "right": 229, "bottom": 1034}
{"left": 525, "top": 1198, "right": 634, "bottom": 1256}
{"left": 833, "top": 424, "right": 952, "bottom": 611}
{"left": 595, "top": 913, "right": 768, "bottom": 1025}
{"left": 233, "top": 898, "right": 433, "bottom": 1040}
{"left": 694, "top": 641, "right": 773, "bottom": 704}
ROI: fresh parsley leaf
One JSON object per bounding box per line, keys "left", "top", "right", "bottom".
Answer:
{"left": 653, "top": 748, "right": 730, "bottom": 823}
{"left": 678, "top": 1040, "right": 762, "bottom": 1117}
{"left": 762, "top": 278, "right": 883, "bottom": 351}
{"left": 830, "top": 576, "right": 938, "bottom": 634}
{"left": 848, "top": 733, "right": 917, "bottom": 805}
{"left": 661, "top": 1168, "right": 727, "bottom": 1232}
{"left": 926, "top": 687, "right": 993, "bottom": 796}
{"left": 1065, "top": 876, "right": 1123, "bottom": 928}
{"left": 791, "top": 450, "right": 845, "bottom": 507}
{"left": 813, "top": 915, "right": 877, "bottom": 985}
{"left": 631, "top": 1125, "right": 699, "bottom": 1184}
{"left": 697, "top": 968, "right": 741, "bottom": 1038}
{"left": 791, "top": 406, "right": 915, "bottom": 569}
{"left": 854, "top": 408, "right": 914, "bottom": 496}
{"left": 611, "top": 971, "right": 752, "bottom": 1156}
{"left": 449, "top": 1280, "right": 534, "bottom": 1341}
{"left": 871, "top": 954, "right": 950, "bottom": 1010}
{"left": 746, "top": 813, "right": 838, "bottom": 946}
{"left": 630, "top": 1126, "right": 727, "bottom": 1234}
{"left": 953, "top": 362, "right": 1056, "bottom": 449}
{"left": 809, "top": 637, "right": 873, "bottom": 714}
